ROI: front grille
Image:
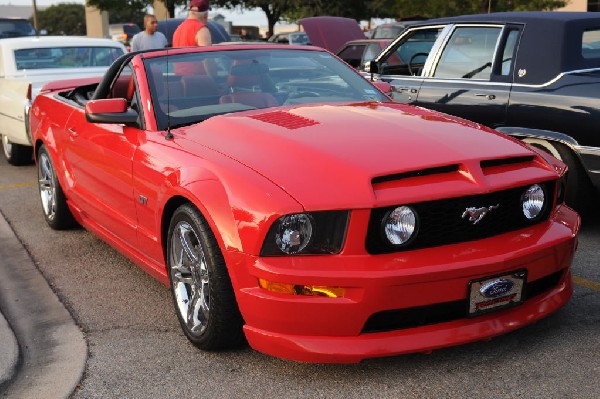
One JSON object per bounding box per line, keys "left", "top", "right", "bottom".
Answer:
{"left": 366, "top": 181, "right": 556, "bottom": 254}
{"left": 361, "top": 270, "right": 565, "bottom": 334}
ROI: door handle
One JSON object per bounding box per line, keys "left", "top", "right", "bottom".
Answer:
{"left": 394, "top": 86, "right": 418, "bottom": 94}
{"left": 67, "top": 127, "right": 78, "bottom": 137}
{"left": 474, "top": 93, "right": 496, "bottom": 100}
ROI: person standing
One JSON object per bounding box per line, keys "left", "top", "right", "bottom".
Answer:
{"left": 173, "top": 0, "right": 212, "bottom": 47}
{"left": 130, "top": 14, "right": 167, "bottom": 52}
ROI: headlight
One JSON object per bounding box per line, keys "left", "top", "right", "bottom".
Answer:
{"left": 382, "top": 206, "right": 418, "bottom": 246}
{"left": 521, "top": 184, "right": 546, "bottom": 220}
{"left": 261, "top": 211, "right": 349, "bottom": 256}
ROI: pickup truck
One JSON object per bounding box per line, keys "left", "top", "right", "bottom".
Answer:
{"left": 365, "top": 12, "right": 600, "bottom": 212}
{"left": 0, "top": 36, "right": 125, "bottom": 165}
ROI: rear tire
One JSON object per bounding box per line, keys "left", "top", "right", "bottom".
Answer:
{"left": 523, "top": 138, "right": 595, "bottom": 214}
{"left": 167, "top": 203, "right": 245, "bottom": 350}
{"left": 37, "top": 145, "right": 76, "bottom": 230}
{"left": 2, "top": 135, "right": 32, "bottom": 166}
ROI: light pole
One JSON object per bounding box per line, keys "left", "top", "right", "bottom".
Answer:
{"left": 32, "top": 0, "right": 39, "bottom": 31}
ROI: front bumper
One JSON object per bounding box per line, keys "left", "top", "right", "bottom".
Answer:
{"left": 232, "top": 205, "right": 579, "bottom": 363}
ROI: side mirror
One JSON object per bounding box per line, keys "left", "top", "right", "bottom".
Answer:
{"left": 365, "top": 60, "right": 379, "bottom": 81}
{"left": 365, "top": 60, "right": 379, "bottom": 74}
{"left": 85, "top": 98, "right": 138, "bottom": 125}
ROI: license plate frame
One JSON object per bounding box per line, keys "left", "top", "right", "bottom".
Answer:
{"left": 468, "top": 269, "right": 527, "bottom": 317}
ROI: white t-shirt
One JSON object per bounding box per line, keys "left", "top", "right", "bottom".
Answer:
{"left": 130, "top": 31, "right": 168, "bottom": 51}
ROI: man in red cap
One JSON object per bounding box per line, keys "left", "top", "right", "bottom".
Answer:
{"left": 173, "top": 0, "right": 212, "bottom": 47}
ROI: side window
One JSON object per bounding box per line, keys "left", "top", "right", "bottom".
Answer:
{"left": 433, "top": 27, "right": 502, "bottom": 80}
{"left": 380, "top": 28, "right": 442, "bottom": 75}
{"left": 499, "top": 29, "right": 519, "bottom": 76}
{"left": 362, "top": 43, "right": 382, "bottom": 65}
{"left": 582, "top": 29, "right": 600, "bottom": 59}
{"left": 338, "top": 44, "right": 365, "bottom": 68}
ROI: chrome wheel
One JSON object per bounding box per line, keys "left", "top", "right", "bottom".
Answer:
{"left": 170, "top": 220, "right": 210, "bottom": 336}
{"left": 2, "top": 135, "right": 13, "bottom": 160}
{"left": 38, "top": 151, "right": 56, "bottom": 222}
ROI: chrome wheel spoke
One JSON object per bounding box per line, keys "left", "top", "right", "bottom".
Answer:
{"left": 170, "top": 220, "right": 210, "bottom": 336}
{"left": 38, "top": 155, "right": 56, "bottom": 220}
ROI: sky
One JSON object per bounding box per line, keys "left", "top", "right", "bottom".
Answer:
{"left": 6, "top": 0, "right": 270, "bottom": 27}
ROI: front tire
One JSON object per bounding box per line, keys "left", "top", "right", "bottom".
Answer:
{"left": 37, "top": 145, "right": 76, "bottom": 230}
{"left": 167, "top": 203, "right": 244, "bottom": 350}
{"left": 2, "top": 134, "right": 32, "bottom": 166}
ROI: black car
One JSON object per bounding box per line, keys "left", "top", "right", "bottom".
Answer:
{"left": 157, "top": 18, "right": 230, "bottom": 47}
{"left": 365, "top": 12, "right": 600, "bottom": 212}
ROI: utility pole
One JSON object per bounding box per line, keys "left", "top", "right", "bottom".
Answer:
{"left": 32, "top": 0, "right": 39, "bottom": 31}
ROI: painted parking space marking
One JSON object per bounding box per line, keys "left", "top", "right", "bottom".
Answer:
{"left": 0, "top": 182, "right": 36, "bottom": 190}
{"left": 573, "top": 275, "right": 600, "bottom": 293}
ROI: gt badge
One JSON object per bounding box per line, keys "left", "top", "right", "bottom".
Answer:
{"left": 462, "top": 204, "right": 499, "bottom": 225}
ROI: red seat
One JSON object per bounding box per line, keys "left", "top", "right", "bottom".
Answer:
{"left": 220, "top": 61, "right": 278, "bottom": 108}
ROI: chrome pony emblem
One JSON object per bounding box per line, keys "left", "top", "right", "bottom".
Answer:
{"left": 461, "top": 204, "right": 499, "bottom": 225}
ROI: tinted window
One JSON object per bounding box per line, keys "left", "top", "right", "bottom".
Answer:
{"left": 338, "top": 44, "right": 366, "bottom": 68}
{"left": 0, "top": 19, "right": 36, "bottom": 38}
{"left": 433, "top": 27, "right": 502, "bottom": 80}
{"left": 14, "top": 47, "right": 124, "bottom": 70}
{"left": 582, "top": 29, "right": 600, "bottom": 59}
{"left": 384, "top": 28, "right": 441, "bottom": 67}
{"left": 500, "top": 29, "right": 519, "bottom": 76}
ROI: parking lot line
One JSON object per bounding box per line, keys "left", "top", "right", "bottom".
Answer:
{"left": 0, "top": 182, "right": 36, "bottom": 190}
{"left": 573, "top": 275, "right": 600, "bottom": 293}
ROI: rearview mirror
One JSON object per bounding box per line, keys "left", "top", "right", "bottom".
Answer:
{"left": 85, "top": 98, "right": 138, "bottom": 125}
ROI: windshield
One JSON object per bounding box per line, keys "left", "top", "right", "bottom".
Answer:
{"left": 145, "top": 49, "right": 389, "bottom": 130}
{"left": 14, "top": 47, "right": 124, "bottom": 70}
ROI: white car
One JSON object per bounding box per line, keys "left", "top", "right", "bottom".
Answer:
{"left": 0, "top": 36, "right": 125, "bottom": 165}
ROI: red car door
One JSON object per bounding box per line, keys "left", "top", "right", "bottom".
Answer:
{"left": 62, "top": 110, "right": 139, "bottom": 247}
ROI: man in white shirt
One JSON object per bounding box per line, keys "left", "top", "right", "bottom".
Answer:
{"left": 130, "top": 14, "right": 168, "bottom": 51}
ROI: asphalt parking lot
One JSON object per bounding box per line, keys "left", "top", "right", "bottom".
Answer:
{"left": 0, "top": 157, "right": 599, "bottom": 398}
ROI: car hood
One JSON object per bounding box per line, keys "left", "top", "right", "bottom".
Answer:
{"left": 300, "top": 16, "right": 366, "bottom": 52}
{"left": 175, "top": 102, "right": 551, "bottom": 209}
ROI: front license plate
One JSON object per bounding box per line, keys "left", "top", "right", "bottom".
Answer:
{"left": 468, "top": 270, "right": 527, "bottom": 317}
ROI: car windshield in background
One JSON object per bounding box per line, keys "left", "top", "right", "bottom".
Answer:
{"left": 0, "top": 19, "right": 36, "bottom": 38}
{"left": 145, "top": 49, "right": 388, "bottom": 130}
{"left": 14, "top": 47, "right": 124, "bottom": 70}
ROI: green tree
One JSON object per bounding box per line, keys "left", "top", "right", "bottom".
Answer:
{"left": 33, "top": 3, "right": 86, "bottom": 35}
{"left": 390, "top": 0, "right": 568, "bottom": 19}
{"left": 86, "top": 0, "right": 149, "bottom": 25}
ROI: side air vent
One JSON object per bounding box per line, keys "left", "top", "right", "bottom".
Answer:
{"left": 480, "top": 155, "right": 535, "bottom": 169}
{"left": 372, "top": 165, "right": 459, "bottom": 185}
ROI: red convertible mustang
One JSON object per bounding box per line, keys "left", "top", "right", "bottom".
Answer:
{"left": 30, "top": 45, "right": 579, "bottom": 363}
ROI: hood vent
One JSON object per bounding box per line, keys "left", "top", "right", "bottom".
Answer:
{"left": 249, "top": 111, "right": 320, "bottom": 130}
{"left": 372, "top": 164, "right": 459, "bottom": 185}
{"left": 481, "top": 155, "right": 535, "bottom": 169}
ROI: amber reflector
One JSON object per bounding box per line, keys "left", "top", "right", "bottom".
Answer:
{"left": 258, "top": 279, "right": 345, "bottom": 298}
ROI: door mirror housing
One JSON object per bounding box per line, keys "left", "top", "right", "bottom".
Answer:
{"left": 372, "top": 81, "right": 392, "bottom": 96}
{"left": 85, "top": 98, "right": 138, "bottom": 125}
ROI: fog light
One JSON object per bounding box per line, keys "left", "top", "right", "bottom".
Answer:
{"left": 522, "top": 184, "right": 545, "bottom": 219}
{"left": 258, "top": 279, "right": 345, "bottom": 298}
{"left": 383, "top": 206, "right": 418, "bottom": 245}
